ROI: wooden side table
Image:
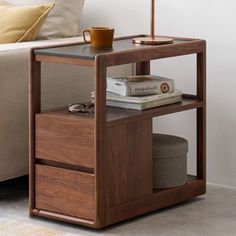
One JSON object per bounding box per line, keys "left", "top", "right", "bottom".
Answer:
{"left": 29, "top": 35, "right": 206, "bottom": 229}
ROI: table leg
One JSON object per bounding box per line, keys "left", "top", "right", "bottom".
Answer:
{"left": 94, "top": 55, "right": 107, "bottom": 228}
{"left": 29, "top": 51, "right": 41, "bottom": 215}
{"left": 136, "top": 61, "right": 151, "bottom": 75}
{"left": 196, "top": 42, "right": 206, "bottom": 184}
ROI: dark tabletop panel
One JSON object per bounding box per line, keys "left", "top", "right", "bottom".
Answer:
{"left": 34, "top": 37, "right": 189, "bottom": 60}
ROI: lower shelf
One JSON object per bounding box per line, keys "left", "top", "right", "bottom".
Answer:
{"left": 106, "top": 176, "right": 205, "bottom": 226}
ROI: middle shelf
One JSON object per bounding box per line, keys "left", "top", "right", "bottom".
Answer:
{"left": 39, "top": 96, "right": 203, "bottom": 127}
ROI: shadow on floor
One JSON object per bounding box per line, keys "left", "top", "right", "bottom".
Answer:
{"left": 0, "top": 175, "right": 28, "bottom": 200}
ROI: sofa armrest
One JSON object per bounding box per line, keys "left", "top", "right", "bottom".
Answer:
{"left": 0, "top": 37, "right": 84, "bottom": 53}
{"left": 0, "top": 49, "right": 30, "bottom": 180}
{"left": 0, "top": 46, "right": 133, "bottom": 181}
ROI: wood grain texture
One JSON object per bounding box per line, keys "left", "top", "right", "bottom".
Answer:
{"left": 33, "top": 99, "right": 204, "bottom": 129}
{"left": 30, "top": 35, "right": 207, "bottom": 229}
{"left": 36, "top": 114, "right": 94, "bottom": 169}
{"left": 106, "top": 177, "right": 205, "bottom": 225}
{"left": 34, "top": 36, "right": 203, "bottom": 63}
{"left": 32, "top": 209, "right": 95, "bottom": 227}
{"left": 35, "top": 165, "right": 94, "bottom": 220}
{"left": 136, "top": 61, "right": 150, "bottom": 75}
{"left": 105, "top": 119, "right": 153, "bottom": 208}
{"left": 35, "top": 55, "right": 94, "bottom": 67}
{"left": 197, "top": 41, "right": 207, "bottom": 182}
{"left": 102, "top": 40, "right": 205, "bottom": 67}
{"left": 29, "top": 51, "right": 41, "bottom": 215}
{"left": 107, "top": 98, "right": 204, "bottom": 127}
{"left": 94, "top": 55, "right": 107, "bottom": 227}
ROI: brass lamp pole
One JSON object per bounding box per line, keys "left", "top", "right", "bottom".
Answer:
{"left": 133, "top": 0, "right": 173, "bottom": 45}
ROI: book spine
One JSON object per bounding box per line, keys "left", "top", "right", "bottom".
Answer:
{"left": 126, "top": 80, "right": 175, "bottom": 96}
{"left": 139, "top": 90, "right": 181, "bottom": 103}
{"left": 106, "top": 95, "right": 182, "bottom": 110}
{"left": 140, "top": 95, "right": 182, "bottom": 110}
{"left": 106, "top": 90, "right": 182, "bottom": 103}
{"left": 106, "top": 100, "right": 140, "bottom": 110}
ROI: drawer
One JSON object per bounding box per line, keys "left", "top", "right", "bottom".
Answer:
{"left": 35, "top": 164, "right": 94, "bottom": 220}
{"left": 36, "top": 113, "right": 94, "bottom": 169}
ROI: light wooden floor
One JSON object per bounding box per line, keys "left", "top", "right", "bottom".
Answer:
{"left": 0, "top": 176, "right": 236, "bottom": 236}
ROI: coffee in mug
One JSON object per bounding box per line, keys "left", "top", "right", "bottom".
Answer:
{"left": 82, "top": 27, "right": 114, "bottom": 49}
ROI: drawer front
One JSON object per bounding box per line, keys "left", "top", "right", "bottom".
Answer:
{"left": 35, "top": 164, "right": 94, "bottom": 220}
{"left": 36, "top": 114, "right": 94, "bottom": 169}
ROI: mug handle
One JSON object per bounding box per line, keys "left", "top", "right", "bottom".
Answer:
{"left": 82, "top": 29, "right": 90, "bottom": 43}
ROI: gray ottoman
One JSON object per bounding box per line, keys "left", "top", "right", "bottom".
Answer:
{"left": 153, "top": 134, "right": 188, "bottom": 189}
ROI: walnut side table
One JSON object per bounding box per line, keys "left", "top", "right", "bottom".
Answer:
{"left": 29, "top": 35, "right": 206, "bottom": 229}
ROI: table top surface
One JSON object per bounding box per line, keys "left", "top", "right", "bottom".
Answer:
{"left": 34, "top": 35, "right": 202, "bottom": 60}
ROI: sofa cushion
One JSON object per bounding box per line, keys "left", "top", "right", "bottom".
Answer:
{"left": 5, "top": 0, "right": 85, "bottom": 40}
{"left": 0, "top": 2, "right": 54, "bottom": 44}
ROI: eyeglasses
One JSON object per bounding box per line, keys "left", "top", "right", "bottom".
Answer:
{"left": 68, "top": 102, "right": 94, "bottom": 113}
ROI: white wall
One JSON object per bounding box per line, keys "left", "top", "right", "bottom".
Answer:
{"left": 81, "top": 0, "right": 236, "bottom": 188}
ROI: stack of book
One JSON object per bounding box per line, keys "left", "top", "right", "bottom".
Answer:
{"left": 91, "top": 75, "right": 182, "bottom": 110}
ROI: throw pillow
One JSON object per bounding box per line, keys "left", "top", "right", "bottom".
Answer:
{"left": 0, "top": 3, "right": 54, "bottom": 43}
{"left": 5, "top": 0, "right": 85, "bottom": 39}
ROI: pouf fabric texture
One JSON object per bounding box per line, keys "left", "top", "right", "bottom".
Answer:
{"left": 153, "top": 133, "right": 188, "bottom": 189}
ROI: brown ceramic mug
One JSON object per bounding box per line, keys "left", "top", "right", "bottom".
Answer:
{"left": 82, "top": 27, "right": 114, "bottom": 49}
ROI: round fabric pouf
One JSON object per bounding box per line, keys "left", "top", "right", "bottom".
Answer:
{"left": 153, "top": 133, "right": 188, "bottom": 189}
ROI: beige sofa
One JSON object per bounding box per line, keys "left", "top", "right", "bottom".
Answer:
{"left": 0, "top": 37, "right": 132, "bottom": 181}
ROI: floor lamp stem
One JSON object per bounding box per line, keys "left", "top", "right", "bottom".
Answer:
{"left": 132, "top": 0, "right": 173, "bottom": 45}
{"left": 151, "top": 0, "right": 155, "bottom": 39}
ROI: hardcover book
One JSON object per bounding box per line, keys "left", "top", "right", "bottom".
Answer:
{"left": 107, "top": 75, "right": 175, "bottom": 96}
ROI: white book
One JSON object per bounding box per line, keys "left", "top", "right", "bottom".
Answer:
{"left": 91, "top": 90, "right": 182, "bottom": 104}
{"left": 105, "top": 95, "right": 182, "bottom": 110}
{"left": 107, "top": 75, "right": 175, "bottom": 96}
{"left": 91, "top": 90, "right": 183, "bottom": 110}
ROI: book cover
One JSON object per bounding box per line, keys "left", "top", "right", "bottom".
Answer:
{"left": 107, "top": 75, "right": 175, "bottom": 96}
